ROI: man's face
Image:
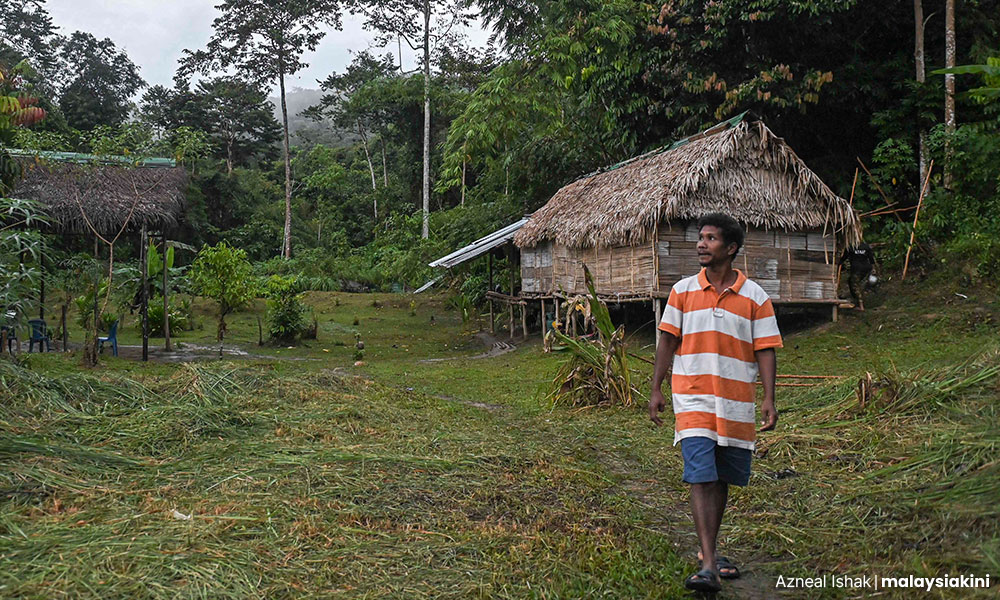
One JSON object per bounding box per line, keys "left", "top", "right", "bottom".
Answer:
{"left": 697, "top": 225, "right": 736, "bottom": 268}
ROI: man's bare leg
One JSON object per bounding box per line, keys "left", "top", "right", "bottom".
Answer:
{"left": 691, "top": 481, "right": 728, "bottom": 573}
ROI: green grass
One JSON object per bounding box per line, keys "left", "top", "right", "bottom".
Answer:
{"left": 3, "top": 273, "right": 999, "bottom": 598}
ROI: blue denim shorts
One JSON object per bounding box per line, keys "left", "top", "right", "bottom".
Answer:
{"left": 680, "top": 436, "right": 752, "bottom": 487}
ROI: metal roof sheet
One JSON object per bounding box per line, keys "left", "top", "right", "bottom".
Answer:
{"left": 428, "top": 217, "right": 529, "bottom": 269}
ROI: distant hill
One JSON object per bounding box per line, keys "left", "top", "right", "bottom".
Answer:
{"left": 268, "top": 87, "right": 356, "bottom": 148}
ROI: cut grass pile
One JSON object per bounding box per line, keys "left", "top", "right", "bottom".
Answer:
{"left": 3, "top": 273, "right": 1000, "bottom": 598}
{"left": 728, "top": 346, "right": 1000, "bottom": 595}
{"left": 0, "top": 359, "right": 688, "bottom": 598}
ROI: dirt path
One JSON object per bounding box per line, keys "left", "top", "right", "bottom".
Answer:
{"left": 418, "top": 332, "right": 517, "bottom": 363}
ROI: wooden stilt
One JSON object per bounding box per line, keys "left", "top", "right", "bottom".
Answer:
{"left": 521, "top": 303, "right": 528, "bottom": 340}
{"left": 654, "top": 298, "right": 662, "bottom": 348}
{"left": 509, "top": 303, "right": 515, "bottom": 341}
{"left": 488, "top": 253, "right": 495, "bottom": 334}
{"left": 539, "top": 299, "right": 545, "bottom": 333}
{"left": 832, "top": 304, "right": 839, "bottom": 323}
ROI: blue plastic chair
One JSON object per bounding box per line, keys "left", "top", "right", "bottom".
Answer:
{"left": 28, "top": 319, "right": 51, "bottom": 352}
{"left": 98, "top": 320, "right": 119, "bottom": 357}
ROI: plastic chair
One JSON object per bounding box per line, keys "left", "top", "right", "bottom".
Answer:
{"left": 28, "top": 319, "right": 51, "bottom": 352}
{"left": 98, "top": 320, "right": 119, "bottom": 357}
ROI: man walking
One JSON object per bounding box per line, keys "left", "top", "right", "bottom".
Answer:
{"left": 649, "top": 213, "right": 781, "bottom": 593}
{"left": 838, "top": 242, "right": 876, "bottom": 311}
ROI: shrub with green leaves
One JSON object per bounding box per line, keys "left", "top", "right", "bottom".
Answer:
{"left": 263, "top": 275, "right": 307, "bottom": 343}
{"left": 547, "top": 265, "right": 638, "bottom": 407}
{"left": 189, "top": 242, "right": 257, "bottom": 343}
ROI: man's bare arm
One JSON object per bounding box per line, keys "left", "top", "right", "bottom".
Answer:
{"left": 755, "top": 348, "right": 778, "bottom": 432}
{"left": 649, "top": 333, "right": 680, "bottom": 426}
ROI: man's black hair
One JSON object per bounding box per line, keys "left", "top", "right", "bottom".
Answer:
{"left": 696, "top": 212, "right": 745, "bottom": 257}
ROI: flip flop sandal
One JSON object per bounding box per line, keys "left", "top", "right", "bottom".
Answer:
{"left": 684, "top": 568, "right": 722, "bottom": 593}
{"left": 716, "top": 556, "right": 740, "bottom": 579}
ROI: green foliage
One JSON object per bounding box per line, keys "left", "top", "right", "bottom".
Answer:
{"left": 547, "top": 265, "right": 637, "bottom": 407}
{"left": 263, "top": 275, "right": 308, "bottom": 343}
{"left": 56, "top": 31, "right": 145, "bottom": 130}
{"left": 147, "top": 297, "right": 193, "bottom": 337}
{"left": 0, "top": 197, "right": 48, "bottom": 325}
{"left": 189, "top": 242, "right": 257, "bottom": 341}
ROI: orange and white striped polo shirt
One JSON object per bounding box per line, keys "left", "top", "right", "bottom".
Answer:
{"left": 658, "top": 268, "right": 782, "bottom": 450}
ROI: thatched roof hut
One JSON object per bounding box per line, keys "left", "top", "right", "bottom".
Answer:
{"left": 515, "top": 118, "right": 860, "bottom": 250}
{"left": 12, "top": 151, "right": 187, "bottom": 236}
{"left": 513, "top": 117, "right": 861, "bottom": 312}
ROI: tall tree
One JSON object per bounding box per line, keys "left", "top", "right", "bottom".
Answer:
{"left": 55, "top": 32, "right": 145, "bottom": 130}
{"left": 944, "top": 0, "right": 956, "bottom": 190}
{"left": 354, "top": 0, "right": 471, "bottom": 238}
{"left": 0, "top": 0, "right": 58, "bottom": 75}
{"left": 197, "top": 78, "right": 281, "bottom": 174}
{"left": 308, "top": 50, "right": 397, "bottom": 215}
{"left": 179, "top": 0, "right": 343, "bottom": 259}
{"left": 914, "top": 0, "right": 928, "bottom": 186}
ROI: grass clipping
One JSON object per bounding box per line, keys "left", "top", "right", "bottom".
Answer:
{"left": 547, "top": 265, "right": 638, "bottom": 407}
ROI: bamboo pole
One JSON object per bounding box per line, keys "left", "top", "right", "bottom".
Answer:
{"left": 140, "top": 223, "right": 149, "bottom": 362}
{"left": 903, "top": 159, "right": 934, "bottom": 280}
{"left": 163, "top": 232, "right": 171, "bottom": 352}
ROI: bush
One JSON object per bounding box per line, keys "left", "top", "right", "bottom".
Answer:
{"left": 147, "top": 297, "right": 193, "bottom": 336}
{"left": 264, "top": 275, "right": 308, "bottom": 343}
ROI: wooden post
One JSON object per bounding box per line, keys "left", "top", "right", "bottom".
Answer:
{"left": 163, "top": 231, "right": 171, "bottom": 352}
{"left": 539, "top": 299, "right": 545, "bottom": 333}
{"left": 521, "top": 303, "right": 528, "bottom": 340}
{"left": 554, "top": 298, "right": 560, "bottom": 332}
{"left": 508, "top": 246, "right": 515, "bottom": 340}
{"left": 654, "top": 298, "right": 662, "bottom": 348}
{"left": 509, "top": 303, "right": 514, "bottom": 341}
{"left": 61, "top": 304, "right": 67, "bottom": 351}
{"left": 39, "top": 252, "right": 45, "bottom": 321}
{"left": 832, "top": 304, "right": 839, "bottom": 323}
{"left": 903, "top": 159, "right": 933, "bottom": 280}
{"left": 140, "top": 223, "right": 149, "bottom": 362}
{"left": 488, "top": 253, "right": 494, "bottom": 334}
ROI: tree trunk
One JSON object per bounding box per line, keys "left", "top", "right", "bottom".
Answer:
{"left": 226, "top": 137, "right": 234, "bottom": 175}
{"left": 279, "top": 56, "right": 293, "bottom": 259}
{"left": 461, "top": 141, "right": 466, "bottom": 207}
{"left": 162, "top": 232, "right": 171, "bottom": 352}
{"left": 914, "top": 0, "right": 928, "bottom": 187}
{"left": 944, "top": 0, "right": 956, "bottom": 190}
{"left": 358, "top": 119, "right": 377, "bottom": 192}
{"left": 380, "top": 137, "right": 388, "bottom": 187}
{"left": 421, "top": 0, "right": 431, "bottom": 239}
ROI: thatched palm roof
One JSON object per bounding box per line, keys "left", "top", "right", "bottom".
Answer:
{"left": 12, "top": 153, "right": 187, "bottom": 236}
{"left": 514, "top": 119, "right": 861, "bottom": 249}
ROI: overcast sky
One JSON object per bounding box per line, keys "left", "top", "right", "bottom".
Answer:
{"left": 46, "top": 0, "right": 492, "bottom": 94}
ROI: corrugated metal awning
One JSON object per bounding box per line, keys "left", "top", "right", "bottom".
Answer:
{"left": 428, "top": 217, "right": 529, "bottom": 269}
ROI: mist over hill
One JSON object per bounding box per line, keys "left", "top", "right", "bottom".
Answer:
{"left": 268, "top": 87, "right": 355, "bottom": 148}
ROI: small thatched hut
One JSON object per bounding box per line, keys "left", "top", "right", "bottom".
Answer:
{"left": 12, "top": 151, "right": 187, "bottom": 236}
{"left": 514, "top": 116, "right": 861, "bottom": 314}
{"left": 10, "top": 150, "right": 188, "bottom": 360}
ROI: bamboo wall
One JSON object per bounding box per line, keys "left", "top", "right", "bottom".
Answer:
{"left": 521, "top": 240, "right": 553, "bottom": 294}
{"left": 521, "top": 220, "right": 838, "bottom": 302}
{"left": 522, "top": 240, "right": 656, "bottom": 297}
{"left": 657, "top": 221, "right": 837, "bottom": 301}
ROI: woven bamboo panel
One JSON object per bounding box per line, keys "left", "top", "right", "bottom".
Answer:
{"left": 547, "top": 243, "right": 654, "bottom": 295}
{"left": 543, "top": 224, "right": 837, "bottom": 301}
{"left": 521, "top": 241, "right": 553, "bottom": 293}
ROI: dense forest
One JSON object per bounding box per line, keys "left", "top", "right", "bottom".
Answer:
{"left": 2, "top": 0, "right": 999, "bottom": 305}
